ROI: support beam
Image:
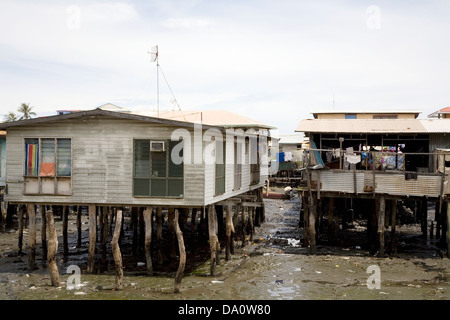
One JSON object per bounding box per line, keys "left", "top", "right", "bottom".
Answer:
{"left": 143, "top": 206, "right": 153, "bottom": 275}
{"left": 174, "top": 209, "right": 186, "bottom": 293}
{"left": 308, "top": 194, "right": 317, "bottom": 254}
{"left": 1, "top": 201, "right": 6, "bottom": 233}
{"left": 328, "top": 197, "right": 335, "bottom": 244}
{"left": 18, "top": 205, "right": 24, "bottom": 255}
{"left": 377, "top": 196, "right": 386, "bottom": 257}
{"left": 208, "top": 205, "right": 219, "bottom": 276}
{"left": 87, "top": 204, "right": 96, "bottom": 273}
{"left": 225, "top": 204, "right": 235, "bottom": 260}
{"left": 111, "top": 209, "right": 124, "bottom": 290}
{"left": 40, "top": 205, "right": 47, "bottom": 261}
{"left": 168, "top": 208, "right": 177, "bottom": 259}
{"left": 241, "top": 206, "right": 248, "bottom": 247}
{"left": 156, "top": 207, "right": 164, "bottom": 265}
{"left": 76, "top": 206, "right": 82, "bottom": 248}
{"left": 391, "top": 200, "right": 397, "bottom": 255}
{"left": 27, "top": 204, "right": 36, "bottom": 270}
{"left": 46, "top": 209, "right": 60, "bottom": 286}
{"left": 62, "top": 206, "right": 69, "bottom": 257}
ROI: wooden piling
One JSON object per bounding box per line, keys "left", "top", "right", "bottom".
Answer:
{"left": 174, "top": 209, "right": 186, "bottom": 293}
{"left": 46, "top": 209, "right": 60, "bottom": 286}
{"left": 328, "top": 197, "right": 335, "bottom": 244}
{"left": 1, "top": 201, "right": 6, "bottom": 233}
{"left": 76, "top": 206, "right": 82, "bottom": 248}
{"left": 156, "top": 207, "right": 164, "bottom": 265}
{"left": 391, "top": 199, "right": 397, "bottom": 255}
{"left": 225, "top": 204, "right": 235, "bottom": 261}
{"left": 308, "top": 194, "right": 317, "bottom": 254}
{"left": 241, "top": 206, "right": 247, "bottom": 247}
{"left": 111, "top": 209, "right": 124, "bottom": 290}
{"left": 87, "top": 204, "right": 96, "bottom": 273}
{"left": 248, "top": 207, "right": 254, "bottom": 242}
{"left": 62, "top": 206, "right": 69, "bottom": 257}
{"left": 18, "top": 205, "right": 24, "bottom": 254}
{"left": 191, "top": 208, "right": 198, "bottom": 245}
{"left": 168, "top": 207, "right": 177, "bottom": 259}
{"left": 27, "top": 204, "right": 36, "bottom": 270}
{"left": 377, "top": 196, "right": 386, "bottom": 256}
{"left": 208, "top": 205, "right": 219, "bottom": 276}
{"left": 40, "top": 205, "right": 47, "bottom": 260}
{"left": 143, "top": 206, "right": 153, "bottom": 275}
{"left": 131, "top": 207, "right": 138, "bottom": 256}
{"left": 447, "top": 201, "right": 450, "bottom": 258}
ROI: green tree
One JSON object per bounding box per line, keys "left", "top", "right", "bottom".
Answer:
{"left": 3, "top": 111, "right": 18, "bottom": 122}
{"left": 18, "top": 103, "right": 36, "bottom": 120}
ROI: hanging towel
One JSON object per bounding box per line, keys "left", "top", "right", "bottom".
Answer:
{"left": 284, "top": 151, "right": 293, "bottom": 161}
{"left": 345, "top": 154, "right": 361, "bottom": 164}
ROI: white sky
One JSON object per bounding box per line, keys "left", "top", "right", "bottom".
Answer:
{"left": 1, "top": 0, "right": 450, "bottom": 134}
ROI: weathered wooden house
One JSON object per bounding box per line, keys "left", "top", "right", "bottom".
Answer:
{"left": 296, "top": 109, "right": 450, "bottom": 257}
{"left": 0, "top": 105, "right": 275, "bottom": 290}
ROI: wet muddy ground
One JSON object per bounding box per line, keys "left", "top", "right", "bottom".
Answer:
{"left": 0, "top": 194, "right": 448, "bottom": 300}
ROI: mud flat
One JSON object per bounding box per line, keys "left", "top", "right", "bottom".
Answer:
{"left": 0, "top": 196, "right": 448, "bottom": 300}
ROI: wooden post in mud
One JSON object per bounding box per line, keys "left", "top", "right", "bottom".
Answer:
{"left": 111, "top": 209, "right": 124, "bottom": 290}
{"left": 87, "top": 204, "right": 96, "bottom": 273}
{"left": 46, "top": 209, "right": 60, "bottom": 286}
{"left": 191, "top": 208, "right": 198, "bottom": 245}
{"left": 62, "top": 206, "right": 69, "bottom": 257}
{"left": 377, "top": 196, "right": 386, "bottom": 256}
{"left": 391, "top": 200, "right": 397, "bottom": 255}
{"left": 446, "top": 201, "right": 450, "bottom": 258}
{"left": 18, "top": 205, "right": 24, "bottom": 254}
{"left": 156, "top": 207, "right": 164, "bottom": 265}
{"left": 168, "top": 207, "right": 177, "bottom": 259}
{"left": 76, "top": 206, "right": 82, "bottom": 248}
{"left": 143, "top": 206, "right": 153, "bottom": 275}
{"left": 232, "top": 206, "right": 239, "bottom": 254}
{"left": 248, "top": 206, "right": 254, "bottom": 242}
{"left": 131, "top": 207, "right": 138, "bottom": 256}
{"left": 27, "top": 204, "right": 36, "bottom": 270}
{"left": 174, "top": 209, "right": 186, "bottom": 293}
{"left": 241, "top": 206, "right": 248, "bottom": 247}
{"left": 1, "top": 201, "right": 6, "bottom": 233}
{"left": 328, "top": 197, "right": 335, "bottom": 244}
{"left": 225, "top": 204, "right": 235, "bottom": 261}
{"left": 40, "top": 205, "right": 47, "bottom": 260}
{"left": 308, "top": 194, "right": 317, "bottom": 254}
{"left": 208, "top": 205, "right": 220, "bottom": 276}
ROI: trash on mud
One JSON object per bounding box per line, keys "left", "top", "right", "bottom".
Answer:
{"left": 211, "top": 280, "right": 224, "bottom": 284}
{"left": 275, "top": 280, "right": 284, "bottom": 284}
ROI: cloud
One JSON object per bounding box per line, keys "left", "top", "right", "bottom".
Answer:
{"left": 163, "top": 18, "right": 211, "bottom": 29}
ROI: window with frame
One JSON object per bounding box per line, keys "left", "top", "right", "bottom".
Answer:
{"left": 133, "top": 139, "right": 184, "bottom": 197}
{"left": 233, "top": 137, "right": 242, "bottom": 190}
{"left": 24, "top": 138, "right": 72, "bottom": 195}
{"left": 215, "top": 139, "right": 225, "bottom": 196}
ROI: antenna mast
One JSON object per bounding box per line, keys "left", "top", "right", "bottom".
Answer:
{"left": 148, "top": 45, "right": 159, "bottom": 117}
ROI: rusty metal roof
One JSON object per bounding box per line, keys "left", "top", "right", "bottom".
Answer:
{"left": 296, "top": 119, "right": 450, "bottom": 134}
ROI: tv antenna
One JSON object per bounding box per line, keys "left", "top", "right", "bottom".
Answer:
{"left": 148, "top": 45, "right": 182, "bottom": 117}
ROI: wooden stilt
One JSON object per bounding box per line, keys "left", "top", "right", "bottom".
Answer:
{"left": 241, "top": 206, "right": 247, "bottom": 247}
{"left": 62, "top": 206, "right": 69, "bottom": 257}
{"left": 111, "top": 209, "right": 124, "bottom": 290}
{"left": 168, "top": 208, "right": 177, "bottom": 259}
{"left": 208, "top": 205, "right": 219, "bottom": 276}
{"left": 231, "top": 205, "right": 238, "bottom": 254}
{"left": 18, "top": 205, "right": 24, "bottom": 255}
{"left": 248, "top": 207, "right": 254, "bottom": 242}
{"left": 87, "top": 204, "right": 96, "bottom": 273}
{"left": 447, "top": 201, "right": 450, "bottom": 258}
{"left": 101, "top": 207, "right": 109, "bottom": 271}
{"left": 27, "top": 204, "right": 36, "bottom": 270}
{"left": 173, "top": 209, "right": 186, "bottom": 293}
{"left": 46, "top": 209, "right": 60, "bottom": 286}
{"left": 190, "top": 208, "right": 198, "bottom": 245}
{"left": 143, "top": 206, "right": 153, "bottom": 275}
{"left": 308, "top": 194, "right": 317, "bottom": 254}
{"left": 435, "top": 202, "right": 441, "bottom": 240}
{"left": 225, "top": 204, "right": 234, "bottom": 260}
{"left": 76, "top": 206, "right": 82, "bottom": 248}
{"left": 156, "top": 207, "right": 164, "bottom": 265}
{"left": 391, "top": 200, "right": 397, "bottom": 255}
{"left": 377, "top": 196, "right": 386, "bottom": 256}
{"left": 302, "top": 194, "right": 310, "bottom": 248}
{"left": 40, "top": 205, "right": 47, "bottom": 260}
{"left": 328, "top": 197, "right": 335, "bottom": 244}
{"left": 138, "top": 208, "right": 145, "bottom": 258}
{"left": 131, "top": 207, "right": 138, "bottom": 256}
{"left": 1, "top": 201, "right": 6, "bottom": 233}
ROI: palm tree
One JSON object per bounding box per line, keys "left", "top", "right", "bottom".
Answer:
{"left": 18, "top": 103, "right": 36, "bottom": 120}
{"left": 3, "top": 111, "right": 18, "bottom": 122}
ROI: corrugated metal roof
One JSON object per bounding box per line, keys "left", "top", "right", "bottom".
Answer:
{"left": 296, "top": 119, "right": 450, "bottom": 134}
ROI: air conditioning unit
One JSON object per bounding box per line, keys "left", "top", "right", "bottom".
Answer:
{"left": 150, "top": 141, "right": 165, "bottom": 152}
